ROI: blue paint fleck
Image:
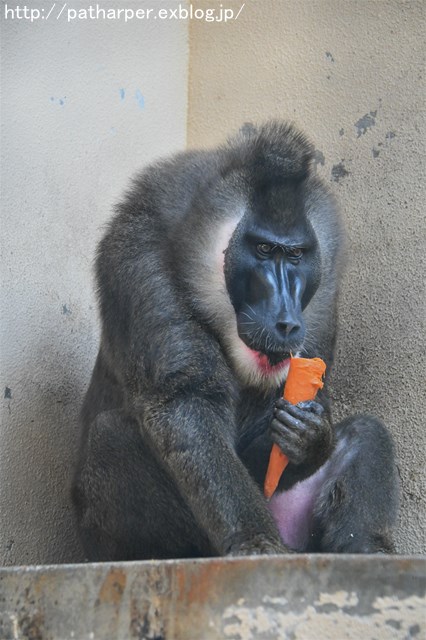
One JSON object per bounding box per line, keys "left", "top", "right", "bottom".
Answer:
{"left": 50, "top": 96, "right": 67, "bottom": 107}
{"left": 62, "top": 304, "right": 72, "bottom": 316}
{"left": 119, "top": 88, "right": 125, "bottom": 100}
{"left": 4, "top": 387, "right": 12, "bottom": 399}
{"left": 135, "top": 89, "right": 145, "bottom": 109}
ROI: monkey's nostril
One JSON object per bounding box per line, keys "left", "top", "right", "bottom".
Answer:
{"left": 276, "top": 321, "right": 300, "bottom": 337}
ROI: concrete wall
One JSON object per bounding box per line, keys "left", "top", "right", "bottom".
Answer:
{"left": 0, "top": 2, "right": 188, "bottom": 565}
{"left": 188, "top": 0, "right": 425, "bottom": 553}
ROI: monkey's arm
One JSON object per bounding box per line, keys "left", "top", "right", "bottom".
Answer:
{"left": 141, "top": 379, "right": 287, "bottom": 556}
{"left": 96, "top": 223, "right": 286, "bottom": 556}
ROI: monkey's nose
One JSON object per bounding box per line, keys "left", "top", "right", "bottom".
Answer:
{"left": 276, "top": 320, "right": 301, "bottom": 337}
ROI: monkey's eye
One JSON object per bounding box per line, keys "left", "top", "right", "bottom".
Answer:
{"left": 256, "top": 243, "right": 275, "bottom": 257}
{"left": 285, "top": 247, "right": 304, "bottom": 261}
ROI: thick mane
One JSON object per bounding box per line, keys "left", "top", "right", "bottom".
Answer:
{"left": 221, "top": 121, "right": 315, "bottom": 186}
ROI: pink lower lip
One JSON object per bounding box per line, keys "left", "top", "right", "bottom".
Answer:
{"left": 251, "top": 350, "right": 290, "bottom": 375}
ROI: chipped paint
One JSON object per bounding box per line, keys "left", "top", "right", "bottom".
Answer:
{"left": 331, "top": 162, "right": 349, "bottom": 182}
{"left": 313, "top": 149, "right": 325, "bottom": 167}
{"left": 97, "top": 567, "right": 127, "bottom": 606}
{"left": 0, "top": 556, "right": 423, "bottom": 639}
{"left": 50, "top": 96, "right": 67, "bottom": 107}
{"left": 222, "top": 594, "right": 425, "bottom": 640}
{"left": 355, "top": 111, "right": 377, "bottom": 137}
{"left": 314, "top": 590, "right": 359, "bottom": 608}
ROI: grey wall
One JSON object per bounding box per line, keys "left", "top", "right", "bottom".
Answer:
{"left": 188, "top": 0, "right": 426, "bottom": 554}
{"left": 0, "top": 1, "right": 188, "bottom": 565}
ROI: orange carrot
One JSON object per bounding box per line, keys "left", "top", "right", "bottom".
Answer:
{"left": 263, "top": 357, "right": 326, "bottom": 500}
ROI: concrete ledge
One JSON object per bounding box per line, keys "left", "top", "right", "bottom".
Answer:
{"left": 1, "top": 555, "right": 425, "bottom": 639}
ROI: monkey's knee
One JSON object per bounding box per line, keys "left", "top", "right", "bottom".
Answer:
{"left": 73, "top": 410, "right": 211, "bottom": 560}
{"left": 72, "top": 411, "right": 143, "bottom": 555}
{"left": 335, "top": 413, "right": 394, "bottom": 452}
{"left": 311, "top": 414, "right": 399, "bottom": 553}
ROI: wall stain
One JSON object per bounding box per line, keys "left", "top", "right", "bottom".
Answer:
{"left": 409, "top": 624, "right": 421, "bottom": 636}
{"left": 325, "top": 51, "right": 335, "bottom": 63}
{"left": 331, "top": 162, "right": 349, "bottom": 182}
{"left": 97, "top": 568, "right": 127, "bottom": 607}
{"left": 61, "top": 304, "right": 72, "bottom": 316}
{"left": 355, "top": 110, "right": 377, "bottom": 137}
{"left": 386, "top": 618, "right": 401, "bottom": 630}
{"left": 18, "top": 610, "right": 45, "bottom": 640}
{"left": 130, "top": 612, "right": 165, "bottom": 640}
{"left": 373, "top": 131, "right": 396, "bottom": 158}
{"left": 313, "top": 149, "right": 325, "bottom": 168}
{"left": 4, "top": 387, "right": 12, "bottom": 399}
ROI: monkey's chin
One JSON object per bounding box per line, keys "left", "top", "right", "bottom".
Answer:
{"left": 251, "top": 351, "right": 291, "bottom": 376}
{"left": 225, "top": 335, "right": 291, "bottom": 390}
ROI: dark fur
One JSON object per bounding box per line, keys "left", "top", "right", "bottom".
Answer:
{"left": 72, "top": 122, "right": 398, "bottom": 560}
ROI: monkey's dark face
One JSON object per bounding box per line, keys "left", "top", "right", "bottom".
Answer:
{"left": 223, "top": 205, "right": 321, "bottom": 385}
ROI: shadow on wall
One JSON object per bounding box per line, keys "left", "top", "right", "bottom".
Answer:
{"left": 2, "top": 322, "right": 90, "bottom": 566}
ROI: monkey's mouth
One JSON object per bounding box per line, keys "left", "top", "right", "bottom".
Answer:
{"left": 266, "top": 351, "right": 290, "bottom": 366}
{"left": 252, "top": 350, "right": 291, "bottom": 375}
{"left": 236, "top": 325, "right": 292, "bottom": 374}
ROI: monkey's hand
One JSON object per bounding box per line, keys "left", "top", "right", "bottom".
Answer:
{"left": 271, "top": 399, "right": 333, "bottom": 472}
{"left": 226, "top": 533, "right": 291, "bottom": 556}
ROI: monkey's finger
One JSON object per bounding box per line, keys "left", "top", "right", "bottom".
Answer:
{"left": 296, "top": 400, "right": 325, "bottom": 416}
{"left": 273, "top": 410, "right": 308, "bottom": 432}
{"left": 270, "top": 422, "right": 306, "bottom": 463}
{"left": 270, "top": 421, "right": 314, "bottom": 456}
{"left": 273, "top": 406, "right": 322, "bottom": 429}
{"left": 270, "top": 419, "right": 303, "bottom": 448}
{"left": 275, "top": 398, "right": 324, "bottom": 418}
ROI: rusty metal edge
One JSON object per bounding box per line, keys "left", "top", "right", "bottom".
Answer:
{"left": 1, "top": 554, "right": 425, "bottom": 640}
{"left": 1, "top": 552, "right": 425, "bottom": 575}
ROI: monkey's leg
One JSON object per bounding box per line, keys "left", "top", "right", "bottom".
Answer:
{"left": 309, "top": 415, "right": 399, "bottom": 553}
{"left": 72, "top": 410, "right": 213, "bottom": 561}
